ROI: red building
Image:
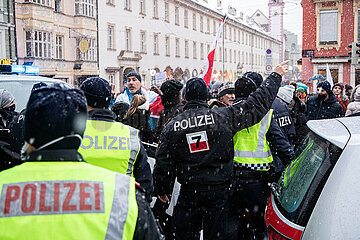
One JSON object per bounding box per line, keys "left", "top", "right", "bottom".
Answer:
{"left": 302, "top": 0, "right": 360, "bottom": 91}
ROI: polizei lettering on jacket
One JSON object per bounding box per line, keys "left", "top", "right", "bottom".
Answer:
{"left": 277, "top": 116, "right": 292, "bottom": 127}
{"left": 174, "top": 114, "right": 215, "bottom": 131}
{"left": 0, "top": 180, "right": 104, "bottom": 217}
{"left": 80, "top": 135, "right": 131, "bottom": 150}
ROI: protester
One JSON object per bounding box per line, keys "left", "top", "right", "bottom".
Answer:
{"left": 0, "top": 84, "right": 161, "bottom": 239}
{"left": 0, "top": 89, "right": 17, "bottom": 129}
{"left": 123, "top": 95, "right": 153, "bottom": 143}
{"left": 345, "top": 85, "right": 360, "bottom": 117}
{"left": 332, "top": 82, "right": 349, "bottom": 115}
{"left": 208, "top": 82, "right": 235, "bottom": 108}
{"left": 154, "top": 61, "right": 289, "bottom": 240}
{"left": 78, "top": 77, "right": 153, "bottom": 201}
{"left": 345, "top": 84, "right": 353, "bottom": 99}
{"left": 290, "top": 88, "right": 309, "bottom": 150}
{"left": 116, "top": 72, "right": 158, "bottom": 105}
{"left": 307, "top": 81, "right": 343, "bottom": 120}
{"left": 228, "top": 76, "right": 295, "bottom": 239}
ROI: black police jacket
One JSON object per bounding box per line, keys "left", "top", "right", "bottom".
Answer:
{"left": 271, "top": 98, "right": 296, "bottom": 144}
{"left": 154, "top": 72, "right": 283, "bottom": 196}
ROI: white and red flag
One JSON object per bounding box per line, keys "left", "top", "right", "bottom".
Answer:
{"left": 199, "top": 15, "right": 227, "bottom": 86}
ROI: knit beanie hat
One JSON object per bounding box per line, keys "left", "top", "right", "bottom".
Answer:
{"left": 126, "top": 72, "right": 142, "bottom": 82}
{"left": 277, "top": 85, "right": 295, "bottom": 104}
{"left": 0, "top": 89, "right": 15, "bottom": 109}
{"left": 160, "top": 79, "right": 183, "bottom": 106}
{"left": 345, "top": 84, "right": 353, "bottom": 92}
{"left": 317, "top": 81, "right": 332, "bottom": 95}
{"left": 210, "top": 81, "right": 223, "bottom": 95}
{"left": 111, "top": 101, "right": 130, "bottom": 121}
{"left": 234, "top": 77, "right": 257, "bottom": 98}
{"left": 24, "top": 84, "right": 88, "bottom": 149}
{"left": 80, "top": 77, "right": 112, "bottom": 108}
{"left": 332, "top": 82, "right": 344, "bottom": 91}
{"left": 243, "top": 72, "right": 263, "bottom": 88}
{"left": 184, "top": 78, "right": 209, "bottom": 101}
{"left": 217, "top": 83, "right": 235, "bottom": 98}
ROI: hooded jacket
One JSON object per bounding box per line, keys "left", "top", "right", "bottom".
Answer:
{"left": 306, "top": 93, "right": 343, "bottom": 120}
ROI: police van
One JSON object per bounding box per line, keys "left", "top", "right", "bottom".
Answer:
{"left": 265, "top": 116, "right": 360, "bottom": 240}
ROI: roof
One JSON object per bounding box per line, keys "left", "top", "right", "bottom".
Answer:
{"left": 0, "top": 74, "right": 57, "bottom": 82}
{"left": 307, "top": 117, "right": 360, "bottom": 149}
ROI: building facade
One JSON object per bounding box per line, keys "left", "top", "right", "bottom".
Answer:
{"left": 0, "top": 0, "right": 16, "bottom": 60}
{"left": 284, "top": 29, "right": 301, "bottom": 81}
{"left": 98, "top": 0, "right": 281, "bottom": 91}
{"left": 15, "top": 0, "right": 98, "bottom": 86}
{"left": 302, "top": 0, "right": 360, "bottom": 91}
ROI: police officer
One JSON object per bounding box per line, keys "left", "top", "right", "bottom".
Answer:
{"left": 228, "top": 76, "right": 295, "bottom": 239}
{"left": 0, "top": 85, "right": 161, "bottom": 239}
{"left": 78, "top": 77, "right": 153, "bottom": 201}
{"left": 154, "top": 61, "right": 289, "bottom": 240}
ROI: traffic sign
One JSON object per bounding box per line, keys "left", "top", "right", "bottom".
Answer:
{"left": 265, "top": 65, "right": 272, "bottom": 71}
{"left": 266, "top": 49, "right": 272, "bottom": 54}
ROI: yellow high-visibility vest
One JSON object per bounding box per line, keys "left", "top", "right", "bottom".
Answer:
{"left": 79, "top": 120, "right": 141, "bottom": 176}
{"left": 233, "top": 110, "right": 273, "bottom": 171}
{"left": 0, "top": 162, "right": 138, "bottom": 240}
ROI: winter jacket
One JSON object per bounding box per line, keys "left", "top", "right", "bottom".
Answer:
{"left": 290, "top": 97, "right": 309, "bottom": 149}
{"left": 208, "top": 98, "right": 226, "bottom": 109}
{"left": 335, "top": 95, "right": 349, "bottom": 115}
{"left": 345, "top": 86, "right": 360, "bottom": 116}
{"left": 116, "top": 87, "right": 159, "bottom": 105}
{"left": 0, "top": 108, "right": 18, "bottom": 129}
{"left": 154, "top": 101, "right": 184, "bottom": 141}
{"left": 19, "top": 148, "right": 161, "bottom": 240}
{"left": 271, "top": 98, "right": 296, "bottom": 144}
{"left": 154, "top": 72, "right": 283, "bottom": 196}
{"left": 86, "top": 109, "right": 154, "bottom": 201}
{"left": 306, "top": 94, "right": 343, "bottom": 120}
{"left": 122, "top": 101, "right": 154, "bottom": 144}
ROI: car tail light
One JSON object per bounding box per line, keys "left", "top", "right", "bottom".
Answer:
{"left": 268, "top": 225, "right": 291, "bottom": 240}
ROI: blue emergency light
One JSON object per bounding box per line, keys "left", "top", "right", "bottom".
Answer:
{"left": 0, "top": 64, "right": 40, "bottom": 74}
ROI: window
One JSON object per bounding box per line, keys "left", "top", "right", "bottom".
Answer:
{"left": 139, "top": 0, "right": 145, "bottom": 15}
{"left": 200, "top": 43, "right": 204, "bottom": 60}
{"left": 124, "top": 0, "right": 131, "bottom": 10}
{"left": 193, "top": 41, "right": 197, "bottom": 59}
{"left": 185, "top": 40, "right": 189, "bottom": 58}
{"left": 125, "top": 28, "right": 132, "bottom": 51}
{"left": 25, "top": 30, "right": 53, "bottom": 58}
{"left": 184, "top": 9, "right": 189, "bottom": 28}
{"left": 225, "top": 48, "right": 227, "bottom": 62}
{"left": 153, "top": 0, "right": 158, "bottom": 19}
{"left": 164, "top": 2, "right": 169, "bottom": 22}
{"left": 24, "top": 0, "right": 51, "bottom": 7}
{"left": 175, "top": 38, "right": 180, "bottom": 57}
{"left": 140, "top": 31, "right": 146, "bottom": 53}
{"left": 55, "top": 35, "right": 63, "bottom": 59}
{"left": 207, "top": 18, "right": 210, "bottom": 34}
{"left": 165, "top": 36, "right": 170, "bottom": 56}
{"left": 200, "top": 16, "right": 203, "bottom": 32}
{"left": 108, "top": 73, "right": 115, "bottom": 86}
{"left": 55, "top": 0, "right": 62, "bottom": 12}
{"left": 242, "top": 31, "right": 244, "bottom": 44}
{"left": 75, "top": 0, "right": 95, "bottom": 18}
{"left": 76, "top": 38, "right": 97, "bottom": 61}
{"left": 192, "top": 13, "right": 196, "bottom": 31}
{"left": 213, "top": 20, "right": 216, "bottom": 36}
{"left": 153, "top": 33, "right": 159, "bottom": 55}
{"left": 175, "top": 7, "right": 179, "bottom": 25}
{"left": 107, "top": 24, "right": 115, "bottom": 49}
{"left": 234, "top": 50, "right": 236, "bottom": 63}
{"left": 219, "top": 47, "right": 222, "bottom": 61}
{"left": 319, "top": 10, "right": 338, "bottom": 44}
{"left": 106, "top": 0, "right": 114, "bottom": 5}
{"left": 229, "top": 26, "right": 231, "bottom": 41}
{"left": 229, "top": 49, "right": 232, "bottom": 63}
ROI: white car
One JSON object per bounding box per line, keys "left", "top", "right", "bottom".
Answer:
{"left": 266, "top": 116, "right": 360, "bottom": 240}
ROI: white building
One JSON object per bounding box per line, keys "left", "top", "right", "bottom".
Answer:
{"left": 98, "top": 0, "right": 281, "bottom": 92}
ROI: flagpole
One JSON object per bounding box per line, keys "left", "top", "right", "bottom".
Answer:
{"left": 222, "top": 15, "right": 225, "bottom": 82}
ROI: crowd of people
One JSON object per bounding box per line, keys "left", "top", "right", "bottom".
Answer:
{"left": 0, "top": 61, "right": 359, "bottom": 239}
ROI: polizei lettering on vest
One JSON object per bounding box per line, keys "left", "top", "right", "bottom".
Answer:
{"left": 174, "top": 114, "right": 215, "bottom": 131}
{"left": 0, "top": 181, "right": 105, "bottom": 217}
{"left": 80, "top": 135, "right": 131, "bottom": 150}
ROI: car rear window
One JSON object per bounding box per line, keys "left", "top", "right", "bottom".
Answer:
{"left": 273, "top": 132, "right": 342, "bottom": 226}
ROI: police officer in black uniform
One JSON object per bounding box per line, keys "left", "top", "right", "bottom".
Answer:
{"left": 154, "top": 61, "right": 289, "bottom": 240}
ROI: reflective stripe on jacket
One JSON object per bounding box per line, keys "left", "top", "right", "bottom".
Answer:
{"left": 233, "top": 110, "right": 274, "bottom": 171}
{"left": 79, "top": 120, "right": 141, "bottom": 176}
{"left": 0, "top": 162, "right": 138, "bottom": 240}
